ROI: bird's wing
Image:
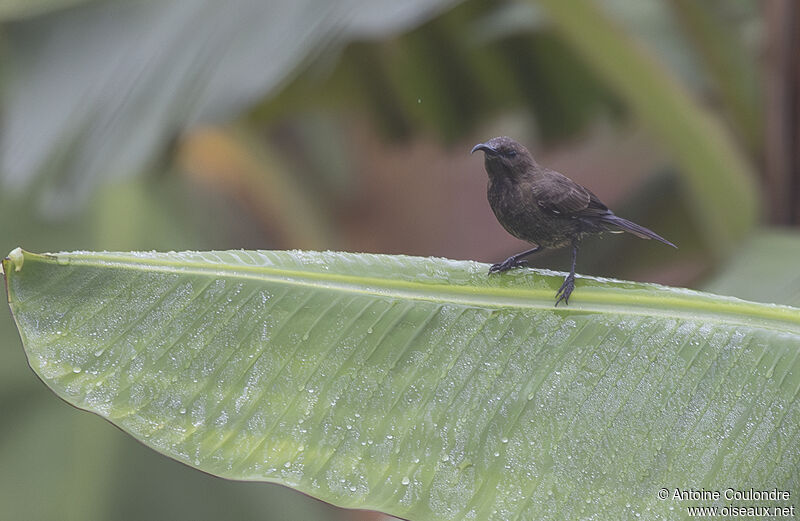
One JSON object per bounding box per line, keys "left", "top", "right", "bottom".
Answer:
{"left": 531, "top": 169, "right": 609, "bottom": 217}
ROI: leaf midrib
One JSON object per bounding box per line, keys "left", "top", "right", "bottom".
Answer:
{"left": 11, "top": 250, "right": 800, "bottom": 336}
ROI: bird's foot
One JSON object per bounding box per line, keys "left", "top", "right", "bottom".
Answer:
{"left": 488, "top": 257, "right": 528, "bottom": 274}
{"left": 555, "top": 274, "right": 575, "bottom": 306}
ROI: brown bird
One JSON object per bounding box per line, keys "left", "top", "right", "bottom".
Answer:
{"left": 472, "top": 136, "right": 676, "bottom": 305}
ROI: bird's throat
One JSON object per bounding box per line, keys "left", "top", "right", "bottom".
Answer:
{"left": 484, "top": 159, "right": 514, "bottom": 181}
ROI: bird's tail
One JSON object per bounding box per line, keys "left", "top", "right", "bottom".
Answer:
{"left": 600, "top": 214, "right": 677, "bottom": 248}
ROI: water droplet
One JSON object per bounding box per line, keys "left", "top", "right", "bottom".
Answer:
{"left": 493, "top": 451, "right": 500, "bottom": 457}
{"left": 527, "top": 392, "right": 535, "bottom": 401}
{"left": 349, "top": 485, "right": 357, "bottom": 492}
{"left": 367, "top": 327, "right": 373, "bottom": 334}
{"left": 401, "top": 477, "right": 410, "bottom": 485}
{"left": 284, "top": 461, "right": 291, "bottom": 468}
{"left": 501, "top": 437, "right": 508, "bottom": 443}
{"left": 298, "top": 445, "right": 304, "bottom": 452}
{"left": 441, "top": 454, "right": 449, "bottom": 462}
{"left": 93, "top": 349, "right": 104, "bottom": 357}
{"left": 72, "top": 367, "right": 82, "bottom": 373}
{"left": 302, "top": 332, "right": 309, "bottom": 341}
{"left": 179, "top": 408, "right": 187, "bottom": 415}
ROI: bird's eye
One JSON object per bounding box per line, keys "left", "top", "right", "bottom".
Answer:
{"left": 506, "top": 150, "right": 517, "bottom": 158}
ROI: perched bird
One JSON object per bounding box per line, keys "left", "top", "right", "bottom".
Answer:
{"left": 472, "top": 136, "right": 676, "bottom": 305}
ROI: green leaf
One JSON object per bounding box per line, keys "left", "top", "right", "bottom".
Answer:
{"left": 1, "top": 0, "right": 458, "bottom": 213}
{"left": 0, "top": 0, "right": 95, "bottom": 21}
{"left": 667, "top": 0, "right": 762, "bottom": 152}
{"left": 703, "top": 229, "right": 800, "bottom": 307}
{"left": 5, "top": 249, "right": 799, "bottom": 520}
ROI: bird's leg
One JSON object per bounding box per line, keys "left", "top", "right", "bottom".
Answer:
{"left": 555, "top": 239, "right": 579, "bottom": 306}
{"left": 489, "top": 246, "right": 541, "bottom": 274}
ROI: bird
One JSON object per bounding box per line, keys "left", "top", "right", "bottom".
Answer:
{"left": 471, "top": 136, "right": 676, "bottom": 305}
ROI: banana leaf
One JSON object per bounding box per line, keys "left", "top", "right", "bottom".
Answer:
{"left": 4, "top": 249, "right": 798, "bottom": 520}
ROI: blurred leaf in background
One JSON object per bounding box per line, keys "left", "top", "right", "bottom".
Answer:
{"left": 0, "top": 0, "right": 92, "bottom": 20}
{"left": 703, "top": 229, "right": 800, "bottom": 307}
{"left": 0, "top": 0, "right": 459, "bottom": 215}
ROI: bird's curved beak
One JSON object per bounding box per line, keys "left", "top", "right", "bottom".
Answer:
{"left": 471, "top": 143, "right": 497, "bottom": 155}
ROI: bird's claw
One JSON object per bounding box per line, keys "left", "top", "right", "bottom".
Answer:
{"left": 488, "top": 258, "right": 528, "bottom": 274}
{"left": 555, "top": 274, "right": 575, "bottom": 306}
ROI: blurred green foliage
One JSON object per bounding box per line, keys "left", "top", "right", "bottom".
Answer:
{"left": 702, "top": 229, "right": 800, "bottom": 307}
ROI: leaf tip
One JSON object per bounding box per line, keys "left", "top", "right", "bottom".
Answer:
{"left": 5, "top": 247, "right": 24, "bottom": 273}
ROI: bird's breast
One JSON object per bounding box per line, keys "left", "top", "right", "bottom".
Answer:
{"left": 487, "top": 177, "right": 578, "bottom": 247}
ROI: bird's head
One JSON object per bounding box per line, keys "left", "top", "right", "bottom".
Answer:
{"left": 471, "top": 136, "right": 535, "bottom": 179}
